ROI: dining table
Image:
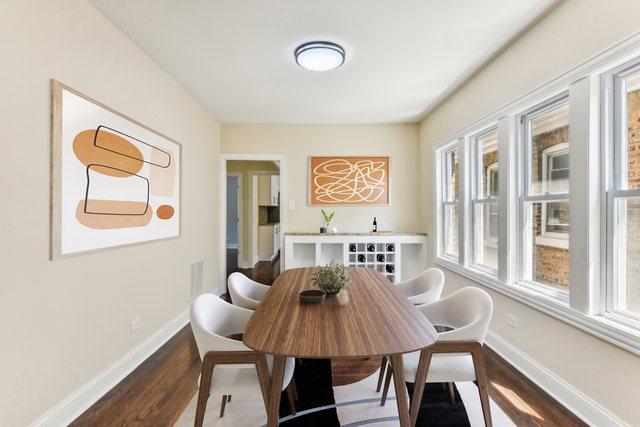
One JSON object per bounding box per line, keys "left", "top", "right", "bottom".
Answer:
{"left": 243, "top": 266, "right": 438, "bottom": 427}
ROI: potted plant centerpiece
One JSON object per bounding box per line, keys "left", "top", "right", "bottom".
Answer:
{"left": 311, "top": 260, "right": 350, "bottom": 295}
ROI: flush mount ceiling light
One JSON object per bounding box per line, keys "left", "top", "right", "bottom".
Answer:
{"left": 294, "top": 41, "right": 345, "bottom": 71}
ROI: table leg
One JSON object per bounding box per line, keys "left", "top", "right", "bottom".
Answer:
{"left": 409, "top": 349, "right": 433, "bottom": 426}
{"left": 267, "top": 355, "right": 286, "bottom": 427}
{"left": 390, "top": 354, "right": 410, "bottom": 427}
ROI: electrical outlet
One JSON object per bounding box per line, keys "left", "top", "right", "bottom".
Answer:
{"left": 130, "top": 317, "right": 141, "bottom": 332}
{"left": 506, "top": 313, "right": 518, "bottom": 329}
{"left": 288, "top": 200, "right": 295, "bottom": 210}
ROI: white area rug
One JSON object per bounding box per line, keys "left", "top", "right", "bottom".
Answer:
{"left": 175, "top": 368, "right": 515, "bottom": 426}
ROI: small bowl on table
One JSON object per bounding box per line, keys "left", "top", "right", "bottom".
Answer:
{"left": 299, "top": 289, "right": 326, "bottom": 304}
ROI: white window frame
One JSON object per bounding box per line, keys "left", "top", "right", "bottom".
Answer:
{"left": 470, "top": 126, "right": 499, "bottom": 275}
{"left": 603, "top": 59, "right": 640, "bottom": 329}
{"left": 518, "top": 94, "right": 571, "bottom": 303}
{"left": 432, "top": 32, "right": 640, "bottom": 356}
{"left": 538, "top": 143, "right": 571, "bottom": 247}
{"left": 486, "top": 162, "right": 499, "bottom": 198}
{"left": 438, "top": 142, "right": 461, "bottom": 262}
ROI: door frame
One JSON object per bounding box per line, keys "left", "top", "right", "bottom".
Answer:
{"left": 226, "top": 172, "right": 243, "bottom": 255}
{"left": 219, "top": 154, "right": 286, "bottom": 294}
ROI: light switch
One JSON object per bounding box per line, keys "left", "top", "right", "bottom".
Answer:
{"left": 289, "top": 201, "right": 295, "bottom": 210}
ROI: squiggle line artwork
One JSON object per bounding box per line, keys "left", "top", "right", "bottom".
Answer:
{"left": 312, "top": 158, "right": 388, "bottom": 204}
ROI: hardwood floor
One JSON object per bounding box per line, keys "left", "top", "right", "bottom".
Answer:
{"left": 227, "top": 248, "right": 280, "bottom": 285}
{"left": 71, "top": 326, "right": 201, "bottom": 426}
{"left": 73, "top": 323, "right": 586, "bottom": 426}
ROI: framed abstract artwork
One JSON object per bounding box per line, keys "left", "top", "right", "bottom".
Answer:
{"left": 50, "top": 81, "right": 181, "bottom": 259}
{"left": 308, "top": 156, "right": 390, "bottom": 206}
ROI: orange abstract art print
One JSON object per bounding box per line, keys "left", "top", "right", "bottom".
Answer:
{"left": 309, "top": 156, "right": 390, "bottom": 206}
{"left": 51, "top": 81, "right": 181, "bottom": 259}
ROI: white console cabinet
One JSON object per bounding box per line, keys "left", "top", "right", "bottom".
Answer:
{"left": 284, "top": 233, "right": 428, "bottom": 283}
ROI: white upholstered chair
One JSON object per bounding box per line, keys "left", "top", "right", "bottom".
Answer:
{"left": 395, "top": 267, "right": 445, "bottom": 305}
{"left": 228, "top": 272, "right": 271, "bottom": 310}
{"left": 189, "top": 293, "right": 296, "bottom": 425}
{"left": 376, "top": 268, "right": 445, "bottom": 392}
{"left": 380, "top": 287, "right": 494, "bottom": 427}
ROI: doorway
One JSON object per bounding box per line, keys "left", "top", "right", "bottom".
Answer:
{"left": 226, "top": 173, "right": 242, "bottom": 275}
{"left": 220, "top": 154, "right": 286, "bottom": 293}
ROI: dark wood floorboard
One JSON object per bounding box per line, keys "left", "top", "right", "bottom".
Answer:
{"left": 483, "top": 346, "right": 586, "bottom": 426}
{"left": 71, "top": 326, "right": 201, "bottom": 427}
{"left": 73, "top": 257, "right": 586, "bottom": 426}
{"left": 227, "top": 248, "right": 280, "bottom": 285}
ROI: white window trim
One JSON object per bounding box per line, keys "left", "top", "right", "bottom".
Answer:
{"left": 602, "top": 58, "right": 640, "bottom": 330}
{"left": 486, "top": 162, "right": 499, "bottom": 198}
{"left": 540, "top": 143, "right": 570, "bottom": 244}
{"left": 470, "top": 126, "right": 499, "bottom": 274}
{"left": 437, "top": 141, "right": 461, "bottom": 261}
{"left": 432, "top": 30, "right": 640, "bottom": 356}
{"left": 518, "top": 93, "right": 571, "bottom": 299}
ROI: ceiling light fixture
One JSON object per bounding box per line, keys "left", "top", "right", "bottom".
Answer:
{"left": 294, "top": 41, "right": 345, "bottom": 71}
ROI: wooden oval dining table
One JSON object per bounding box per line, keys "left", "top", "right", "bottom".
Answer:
{"left": 243, "top": 266, "right": 438, "bottom": 427}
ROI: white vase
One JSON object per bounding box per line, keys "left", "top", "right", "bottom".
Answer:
{"left": 331, "top": 227, "right": 338, "bottom": 234}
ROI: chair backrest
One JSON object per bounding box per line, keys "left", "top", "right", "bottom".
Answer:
{"left": 397, "top": 267, "right": 445, "bottom": 305}
{"left": 189, "top": 293, "right": 253, "bottom": 359}
{"left": 418, "top": 287, "right": 493, "bottom": 343}
{"left": 228, "top": 272, "right": 270, "bottom": 309}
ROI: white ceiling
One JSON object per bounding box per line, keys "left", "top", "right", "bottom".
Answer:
{"left": 90, "top": 0, "right": 557, "bottom": 124}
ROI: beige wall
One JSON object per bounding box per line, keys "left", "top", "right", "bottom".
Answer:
{"left": 221, "top": 124, "right": 420, "bottom": 236}
{"left": 418, "top": 0, "right": 640, "bottom": 424}
{"left": 227, "top": 160, "right": 279, "bottom": 263}
{"left": 0, "top": 1, "right": 220, "bottom": 425}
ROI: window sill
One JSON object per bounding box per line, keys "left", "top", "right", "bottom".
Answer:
{"left": 435, "top": 257, "right": 640, "bottom": 356}
{"left": 535, "top": 235, "right": 569, "bottom": 249}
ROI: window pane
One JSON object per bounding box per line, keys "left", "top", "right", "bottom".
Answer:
{"left": 614, "top": 197, "right": 640, "bottom": 316}
{"left": 524, "top": 201, "right": 570, "bottom": 294}
{"left": 445, "top": 148, "right": 459, "bottom": 201}
{"left": 625, "top": 71, "right": 640, "bottom": 190}
{"left": 444, "top": 204, "right": 459, "bottom": 257}
{"left": 473, "top": 202, "right": 498, "bottom": 269}
{"left": 477, "top": 130, "right": 499, "bottom": 198}
{"left": 528, "top": 102, "right": 570, "bottom": 196}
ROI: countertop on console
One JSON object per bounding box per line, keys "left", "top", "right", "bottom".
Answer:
{"left": 284, "top": 231, "right": 427, "bottom": 236}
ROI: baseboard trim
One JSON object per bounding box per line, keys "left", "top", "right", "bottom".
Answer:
{"left": 31, "top": 310, "right": 190, "bottom": 427}
{"left": 238, "top": 260, "right": 253, "bottom": 269}
{"left": 485, "top": 331, "right": 628, "bottom": 427}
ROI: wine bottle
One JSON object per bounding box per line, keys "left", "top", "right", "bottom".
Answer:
{"left": 386, "top": 243, "right": 395, "bottom": 252}
{"left": 386, "top": 264, "right": 395, "bottom": 273}
{"left": 358, "top": 254, "right": 366, "bottom": 263}
{"left": 372, "top": 217, "right": 377, "bottom": 232}
{"left": 367, "top": 243, "right": 375, "bottom": 252}
{"left": 377, "top": 254, "right": 385, "bottom": 262}
{"left": 349, "top": 244, "right": 357, "bottom": 252}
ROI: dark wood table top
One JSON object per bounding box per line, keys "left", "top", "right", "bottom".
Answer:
{"left": 243, "top": 267, "right": 437, "bottom": 358}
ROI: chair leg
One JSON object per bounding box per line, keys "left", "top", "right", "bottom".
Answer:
{"left": 220, "top": 395, "right": 228, "bottom": 418}
{"left": 376, "top": 357, "right": 388, "bottom": 392}
{"left": 447, "top": 382, "right": 455, "bottom": 404}
{"left": 471, "top": 346, "right": 493, "bottom": 427}
{"left": 291, "top": 378, "right": 299, "bottom": 401}
{"left": 380, "top": 362, "right": 393, "bottom": 406}
{"left": 286, "top": 383, "right": 297, "bottom": 415}
{"left": 194, "top": 359, "right": 214, "bottom": 427}
{"left": 227, "top": 395, "right": 232, "bottom": 402}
